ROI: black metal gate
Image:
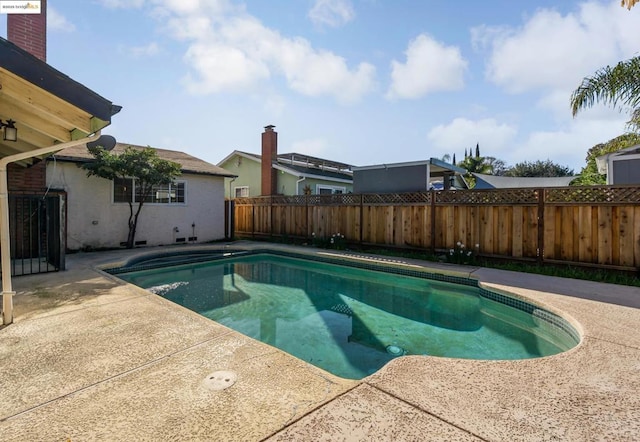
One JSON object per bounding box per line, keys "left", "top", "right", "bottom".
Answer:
{"left": 7, "top": 192, "right": 65, "bottom": 276}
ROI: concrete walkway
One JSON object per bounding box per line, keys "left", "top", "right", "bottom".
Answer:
{"left": 0, "top": 242, "right": 638, "bottom": 441}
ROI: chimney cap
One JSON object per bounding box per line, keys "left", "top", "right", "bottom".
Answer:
{"left": 264, "top": 125, "right": 276, "bottom": 131}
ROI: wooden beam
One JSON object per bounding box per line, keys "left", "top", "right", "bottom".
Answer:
{"left": 6, "top": 123, "right": 56, "bottom": 148}
{"left": 90, "top": 116, "right": 110, "bottom": 133}
{"left": 0, "top": 102, "right": 72, "bottom": 142}
{"left": 0, "top": 69, "right": 93, "bottom": 134}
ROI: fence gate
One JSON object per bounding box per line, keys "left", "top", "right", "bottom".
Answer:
{"left": 5, "top": 193, "right": 65, "bottom": 276}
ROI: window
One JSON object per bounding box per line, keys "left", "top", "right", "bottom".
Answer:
{"left": 316, "top": 184, "right": 346, "bottom": 195}
{"left": 114, "top": 178, "right": 133, "bottom": 203}
{"left": 113, "top": 178, "right": 186, "bottom": 204}
{"left": 234, "top": 186, "right": 249, "bottom": 197}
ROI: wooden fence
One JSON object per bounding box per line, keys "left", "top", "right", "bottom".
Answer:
{"left": 233, "top": 186, "right": 640, "bottom": 270}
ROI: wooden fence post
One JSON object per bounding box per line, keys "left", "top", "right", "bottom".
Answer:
{"left": 251, "top": 204, "right": 255, "bottom": 238}
{"left": 305, "top": 195, "right": 309, "bottom": 238}
{"left": 430, "top": 189, "right": 436, "bottom": 254}
{"left": 359, "top": 194, "right": 364, "bottom": 245}
{"left": 270, "top": 196, "right": 274, "bottom": 237}
{"left": 537, "top": 188, "right": 545, "bottom": 265}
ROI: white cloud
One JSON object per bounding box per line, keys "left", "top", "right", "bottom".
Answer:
{"left": 171, "top": 12, "right": 376, "bottom": 102}
{"left": 474, "top": 1, "right": 640, "bottom": 94}
{"left": 308, "top": 0, "right": 355, "bottom": 28}
{"left": 48, "top": 7, "right": 75, "bottom": 32}
{"left": 276, "top": 37, "right": 376, "bottom": 103}
{"left": 426, "top": 113, "right": 628, "bottom": 171}
{"left": 511, "top": 116, "right": 628, "bottom": 171}
{"left": 122, "top": 42, "right": 160, "bottom": 58}
{"left": 97, "top": 0, "right": 146, "bottom": 9}
{"left": 387, "top": 34, "right": 467, "bottom": 100}
{"left": 182, "top": 41, "right": 270, "bottom": 94}
{"left": 426, "top": 118, "right": 518, "bottom": 158}
{"left": 153, "top": 0, "right": 239, "bottom": 18}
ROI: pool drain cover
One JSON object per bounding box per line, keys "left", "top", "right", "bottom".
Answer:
{"left": 386, "top": 345, "right": 405, "bottom": 356}
{"left": 203, "top": 370, "right": 237, "bottom": 391}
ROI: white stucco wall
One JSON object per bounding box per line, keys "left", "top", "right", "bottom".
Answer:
{"left": 47, "top": 161, "right": 227, "bottom": 250}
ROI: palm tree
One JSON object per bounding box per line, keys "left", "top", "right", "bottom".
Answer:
{"left": 573, "top": 0, "right": 637, "bottom": 125}
{"left": 459, "top": 155, "right": 494, "bottom": 188}
{"left": 570, "top": 56, "right": 640, "bottom": 131}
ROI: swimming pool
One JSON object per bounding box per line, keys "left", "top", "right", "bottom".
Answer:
{"left": 112, "top": 250, "right": 580, "bottom": 379}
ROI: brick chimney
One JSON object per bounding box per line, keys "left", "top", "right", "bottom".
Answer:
{"left": 7, "top": 0, "right": 47, "bottom": 61}
{"left": 261, "top": 125, "right": 278, "bottom": 196}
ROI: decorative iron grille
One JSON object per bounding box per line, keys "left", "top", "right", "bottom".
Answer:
{"left": 6, "top": 193, "right": 64, "bottom": 276}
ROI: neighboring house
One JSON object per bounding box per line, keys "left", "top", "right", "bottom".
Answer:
{"left": 595, "top": 144, "right": 640, "bottom": 185}
{"left": 472, "top": 173, "right": 577, "bottom": 189}
{"left": 47, "top": 143, "right": 236, "bottom": 251}
{"left": 218, "top": 126, "right": 354, "bottom": 198}
{"left": 353, "top": 159, "right": 467, "bottom": 193}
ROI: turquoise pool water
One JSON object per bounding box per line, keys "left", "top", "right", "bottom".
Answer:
{"left": 116, "top": 253, "right": 578, "bottom": 379}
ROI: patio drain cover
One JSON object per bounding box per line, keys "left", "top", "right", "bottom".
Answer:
{"left": 203, "top": 370, "right": 237, "bottom": 391}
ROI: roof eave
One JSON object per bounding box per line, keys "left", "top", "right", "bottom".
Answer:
{"left": 0, "top": 37, "right": 121, "bottom": 122}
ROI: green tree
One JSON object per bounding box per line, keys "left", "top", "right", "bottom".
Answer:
{"left": 505, "top": 159, "right": 574, "bottom": 177}
{"left": 572, "top": 133, "right": 640, "bottom": 185}
{"left": 570, "top": 56, "right": 640, "bottom": 131}
{"left": 485, "top": 156, "right": 508, "bottom": 176}
{"left": 83, "top": 145, "right": 182, "bottom": 248}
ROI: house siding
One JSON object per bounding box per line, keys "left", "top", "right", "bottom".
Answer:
{"left": 47, "top": 162, "right": 226, "bottom": 250}
{"left": 220, "top": 156, "right": 263, "bottom": 198}
{"left": 220, "top": 153, "right": 353, "bottom": 196}
{"left": 611, "top": 157, "right": 640, "bottom": 185}
{"left": 354, "top": 165, "right": 428, "bottom": 193}
{"left": 298, "top": 177, "right": 351, "bottom": 194}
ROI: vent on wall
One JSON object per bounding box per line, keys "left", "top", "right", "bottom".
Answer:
{"left": 175, "top": 237, "right": 186, "bottom": 243}
{"left": 188, "top": 236, "right": 198, "bottom": 242}
{"left": 120, "top": 240, "right": 148, "bottom": 247}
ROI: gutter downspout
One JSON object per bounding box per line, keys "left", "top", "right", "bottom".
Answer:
{"left": 1, "top": 131, "right": 103, "bottom": 325}
{"left": 296, "top": 176, "right": 306, "bottom": 195}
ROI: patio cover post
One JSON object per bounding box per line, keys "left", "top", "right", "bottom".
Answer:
{"left": 1, "top": 132, "right": 102, "bottom": 325}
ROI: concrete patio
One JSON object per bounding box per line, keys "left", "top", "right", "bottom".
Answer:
{"left": 0, "top": 242, "right": 638, "bottom": 441}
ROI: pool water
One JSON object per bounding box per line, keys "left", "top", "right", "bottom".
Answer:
{"left": 117, "top": 253, "right": 577, "bottom": 379}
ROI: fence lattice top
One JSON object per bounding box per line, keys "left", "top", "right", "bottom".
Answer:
{"left": 233, "top": 185, "right": 640, "bottom": 206}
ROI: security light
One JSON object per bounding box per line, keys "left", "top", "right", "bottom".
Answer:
{"left": 0, "top": 119, "right": 17, "bottom": 142}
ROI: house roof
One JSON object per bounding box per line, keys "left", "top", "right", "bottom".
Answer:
{"left": 273, "top": 163, "right": 353, "bottom": 182}
{"left": 218, "top": 149, "right": 354, "bottom": 182}
{"left": 472, "top": 173, "right": 577, "bottom": 189}
{"left": 353, "top": 158, "right": 466, "bottom": 175}
{"left": 0, "top": 37, "right": 121, "bottom": 164}
{"left": 51, "top": 142, "right": 237, "bottom": 178}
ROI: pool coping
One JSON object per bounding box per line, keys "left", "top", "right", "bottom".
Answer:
{"left": 2, "top": 241, "right": 639, "bottom": 441}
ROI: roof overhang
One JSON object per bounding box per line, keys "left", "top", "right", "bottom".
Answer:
{"left": 0, "top": 37, "right": 121, "bottom": 165}
{"left": 595, "top": 144, "right": 640, "bottom": 175}
{"left": 272, "top": 163, "right": 353, "bottom": 184}
{"left": 217, "top": 150, "right": 261, "bottom": 167}
{"left": 353, "top": 158, "right": 466, "bottom": 175}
